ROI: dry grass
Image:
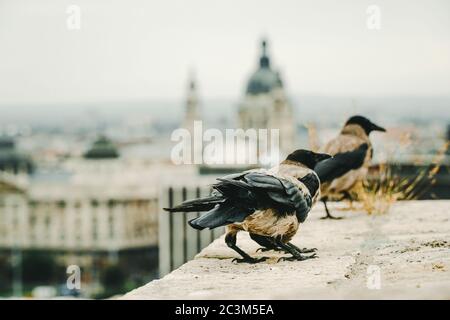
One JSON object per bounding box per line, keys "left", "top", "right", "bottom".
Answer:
{"left": 356, "top": 141, "right": 448, "bottom": 214}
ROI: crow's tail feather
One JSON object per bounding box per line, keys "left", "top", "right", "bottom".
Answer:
{"left": 165, "top": 179, "right": 255, "bottom": 230}
{"left": 163, "top": 195, "right": 225, "bottom": 213}
{"left": 188, "top": 202, "right": 245, "bottom": 230}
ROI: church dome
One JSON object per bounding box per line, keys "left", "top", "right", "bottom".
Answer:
{"left": 246, "top": 39, "right": 282, "bottom": 95}
{"left": 84, "top": 136, "right": 119, "bottom": 159}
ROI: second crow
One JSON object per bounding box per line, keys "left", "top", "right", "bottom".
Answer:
{"left": 314, "top": 115, "right": 386, "bottom": 219}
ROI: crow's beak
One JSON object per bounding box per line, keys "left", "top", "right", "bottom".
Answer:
{"left": 371, "top": 123, "right": 386, "bottom": 132}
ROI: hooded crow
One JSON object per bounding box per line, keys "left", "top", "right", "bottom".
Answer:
{"left": 165, "top": 149, "right": 331, "bottom": 263}
{"left": 314, "top": 115, "right": 386, "bottom": 219}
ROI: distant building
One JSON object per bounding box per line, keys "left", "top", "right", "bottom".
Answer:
{"left": 0, "top": 136, "right": 162, "bottom": 292}
{"left": 0, "top": 136, "right": 34, "bottom": 174}
{"left": 0, "top": 138, "right": 159, "bottom": 251}
{"left": 238, "top": 39, "right": 295, "bottom": 159}
{"left": 182, "top": 73, "right": 201, "bottom": 134}
{"left": 83, "top": 136, "right": 119, "bottom": 159}
{"left": 181, "top": 73, "right": 202, "bottom": 161}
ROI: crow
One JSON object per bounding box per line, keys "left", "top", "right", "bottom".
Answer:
{"left": 164, "top": 149, "right": 331, "bottom": 263}
{"left": 314, "top": 115, "right": 386, "bottom": 219}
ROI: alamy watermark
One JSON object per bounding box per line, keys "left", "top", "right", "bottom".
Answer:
{"left": 366, "top": 5, "right": 381, "bottom": 30}
{"left": 66, "top": 5, "right": 81, "bottom": 30}
{"left": 66, "top": 265, "right": 81, "bottom": 290}
{"left": 170, "top": 121, "right": 280, "bottom": 166}
{"left": 366, "top": 265, "right": 381, "bottom": 289}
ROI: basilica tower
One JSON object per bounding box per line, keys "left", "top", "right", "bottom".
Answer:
{"left": 238, "top": 39, "right": 295, "bottom": 161}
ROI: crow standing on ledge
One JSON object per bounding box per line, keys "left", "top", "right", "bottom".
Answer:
{"left": 314, "top": 115, "right": 386, "bottom": 219}
{"left": 165, "top": 150, "right": 331, "bottom": 264}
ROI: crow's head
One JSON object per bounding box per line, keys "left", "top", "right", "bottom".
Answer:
{"left": 345, "top": 115, "right": 386, "bottom": 135}
{"left": 286, "top": 149, "right": 332, "bottom": 169}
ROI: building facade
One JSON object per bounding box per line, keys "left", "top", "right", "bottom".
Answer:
{"left": 0, "top": 138, "right": 159, "bottom": 253}
{"left": 0, "top": 138, "right": 162, "bottom": 295}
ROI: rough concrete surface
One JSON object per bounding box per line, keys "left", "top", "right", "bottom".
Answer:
{"left": 122, "top": 200, "right": 450, "bottom": 299}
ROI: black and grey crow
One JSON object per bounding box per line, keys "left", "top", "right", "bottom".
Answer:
{"left": 165, "top": 149, "right": 331, "bottom": 263}
{"left": 314, "top": 115, "right": 386, "bottom": 219}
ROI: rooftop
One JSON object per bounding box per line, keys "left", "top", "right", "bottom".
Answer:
{"left": 122, "top": 200, "right": 450, "bottom": 299}
{"left": 84, "top": 136, "right": 119, "bottom": 160}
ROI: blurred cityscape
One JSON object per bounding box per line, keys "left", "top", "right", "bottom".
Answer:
{"left": 1, "top": 34, "right": 449, "bottom": 298}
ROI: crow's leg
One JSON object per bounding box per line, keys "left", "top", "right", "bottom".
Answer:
{"left": 250, "top": 233, "right": 284, "bottom": 253}
{"left": 320, "top": 199, "right": 343, "bottom": 220}
{"left": 275, "top": 238, "right": 317, "bottom": 262}
{"left": 287, "top": 242, "right": 317, "bottom": 254}
{"left": 225, "top": 231, "right": 268, "bottom": 264}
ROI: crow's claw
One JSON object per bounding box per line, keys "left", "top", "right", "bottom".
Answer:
{"left": 320, "top": 215, "right": 343, "bottom": 220}
{"left": 277, "top": 253, "right": 318, "bottom": 263}
{"left": 256, "top": 247, "right": 282, "bottom": 253}
{"left": 232, "top": 257, "right": 269, "bottom": 264}
{"left": 298, "top": 247, "right": 317, "bottom": 253}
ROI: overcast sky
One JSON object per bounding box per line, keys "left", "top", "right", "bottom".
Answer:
{"left": 0, "top": 0, "right": 449, "bottom": 106}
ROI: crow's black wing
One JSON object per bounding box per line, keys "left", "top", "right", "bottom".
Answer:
{"left": 314, "top": 143, "right": 369, "bottom": 183}
{"left": 215, "top": 172, "right": 313, "bottom": 224}
{"left": 181, "top": 171, "right": 313, "bottom": 230}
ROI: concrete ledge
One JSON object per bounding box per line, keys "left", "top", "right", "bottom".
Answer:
{"left": 122, "top": 201, "right": 450, "bottom": 299}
